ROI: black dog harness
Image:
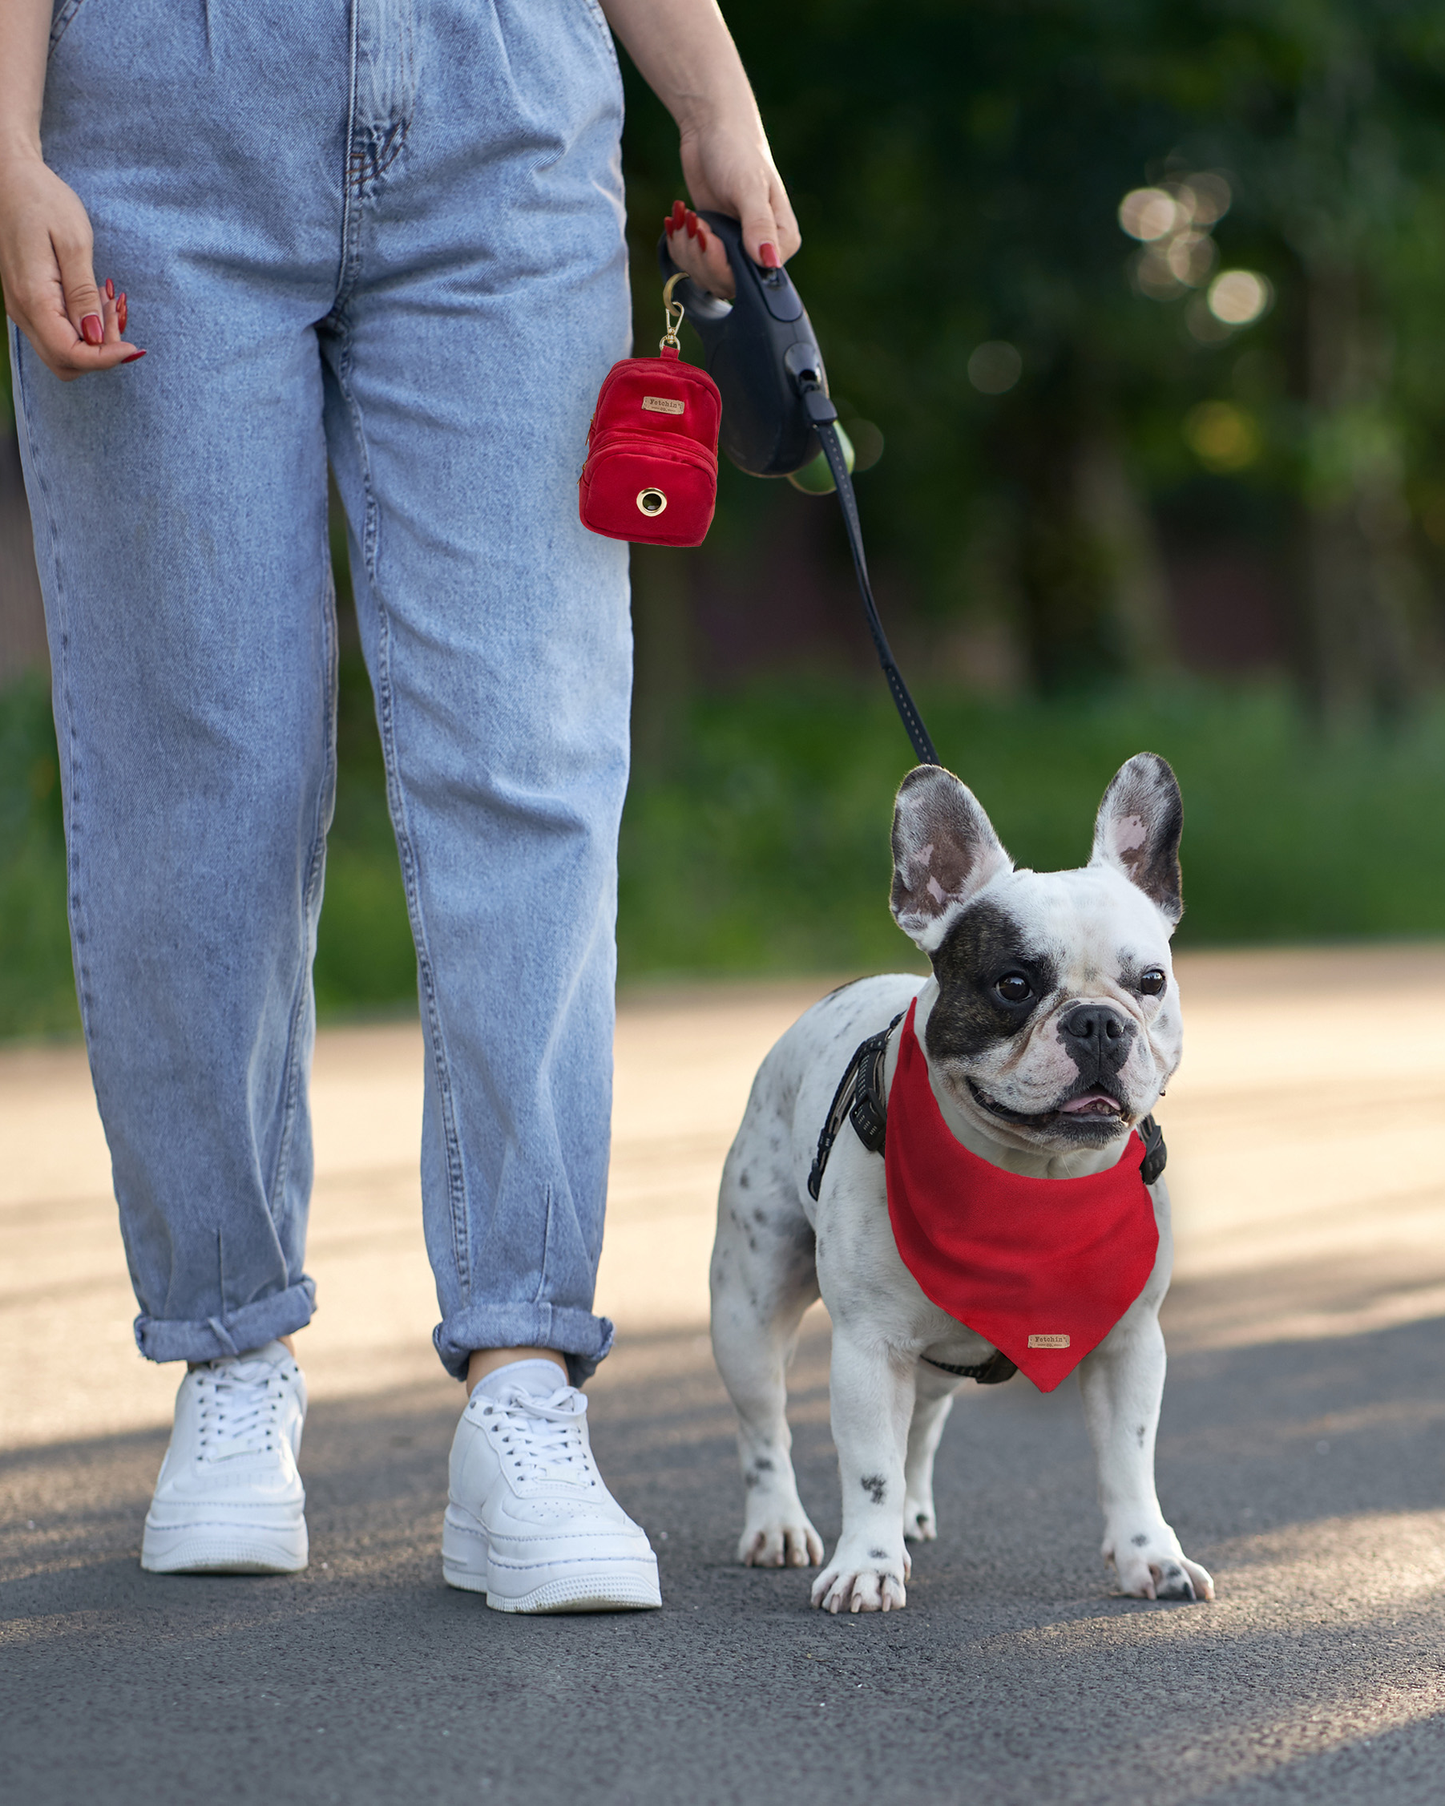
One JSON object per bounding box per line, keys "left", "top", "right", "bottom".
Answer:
{"left": 806, "top": 1014, "right": 1168, "bottom": 1388}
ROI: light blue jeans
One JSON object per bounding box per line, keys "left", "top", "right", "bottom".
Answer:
{"left": 12, "top": 0, "right": 632, "bottom": 1380}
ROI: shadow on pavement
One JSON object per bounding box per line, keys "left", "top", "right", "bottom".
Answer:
{"left": 5, "top": 1308, "right": 1445, "bottom": 1805}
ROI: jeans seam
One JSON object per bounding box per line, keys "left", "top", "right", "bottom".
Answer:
{"left": 48, "top": 0, "right": 88, "bottom": 57}
{"left": 336, "top": 0, "right": 363, "bottom": 305}
{"left": 330, "top": 319, "right": 473, "bottom": 1302}
{"left": 11, "top": 330, "right": 99, "bottom": 1053}
{"left": 266, "top": 547, "right": 338, "bottom": 1242}
{"left": 531, "top": 1186, "right": 554, "bottom": 1306}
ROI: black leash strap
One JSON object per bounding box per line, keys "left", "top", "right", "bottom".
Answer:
{"left": 804, "top": 399, "right": 939, "bottom": 767}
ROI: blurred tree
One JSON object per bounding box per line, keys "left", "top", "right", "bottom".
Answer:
{"left": 619, "top": 0, "right": 1445, "bottom": 712}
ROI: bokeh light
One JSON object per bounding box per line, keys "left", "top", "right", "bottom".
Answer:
{"left": 1208, "top": 270, "right": 1273, "bottom": 325}
{"left": 1118, "top": 187, "right": 1179, "bottom": 241}
{"left": 1185, "top": 400, "right": 1262, "bottom": 471}
{"left": 968, "top": 341, "right": 1023, "bottom": 394}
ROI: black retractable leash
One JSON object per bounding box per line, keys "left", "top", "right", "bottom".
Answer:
{"left": 658, "top": 214, "right": 939, "bottom": 768}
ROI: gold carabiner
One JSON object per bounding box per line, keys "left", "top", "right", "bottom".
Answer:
{"left": 660, "top": 271, "right": 687, "bottom": 351}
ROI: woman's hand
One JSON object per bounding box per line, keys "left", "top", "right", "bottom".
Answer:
{"left": 0, "top": 153, "right": 143, "bottom": 381}
{"left": 663, "top": 116, "right": 800, "bottom": 299}
{"left": 600, "top": 0, "right": 801, "bottom": 300}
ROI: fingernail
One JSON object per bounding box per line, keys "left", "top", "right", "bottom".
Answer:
{"left": 697, "top": 227, "right": 710, "bottom": 252}
{"left": 81, "top": 314, "right": 104, "bottom": 345}
{"left": 105, "top": 278, "right": 115, "bottom": 300}
{"left": 685, "top": 212, "right": 698, "bottom": 239}
{"left": 671, "top": 200, "right": 685, "bottom": 228}
{"left": 121, "top": 350, "right": 146, "bottom": 364}
{"left": 759, "top": 243, "right": 781, "bottom": 269}
{"left": 664, "top": 217, "right": 675, "bottom": 236}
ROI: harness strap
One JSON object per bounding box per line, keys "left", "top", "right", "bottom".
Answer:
{"left": 806, "top": 1011, "right": 903, "bottom": 1201}
{"left": 808, "top": 1019, "right": 1169, "bottom": 1197}
{"left": 921, "top": 1349, "right": 1018, "bottom": 1385}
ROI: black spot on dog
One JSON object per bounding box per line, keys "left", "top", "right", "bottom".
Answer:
{"left": 1136, "top": 1425, "right": 1147, "bottom": 1448}
{"left": 869, "top": 1549, "right": 888, "bottom": 1560}
{"left": 753, "top": 1209, "right": 767, "bottom": 1226}
{"left": 1131, "top": 1533, "right": 1148, "bottom": 1547}
{"left": 926, "top": 900, "right": 1059, "bottom": 1063}
{"left": 753, "top": 1457, "right": 774, "bottom": 1473}
{"left": 860, "top": 1475, "right": 887, "bottom": 1505}
{"left": 738, "top": 1170, "right": 752, "bottom": 1191}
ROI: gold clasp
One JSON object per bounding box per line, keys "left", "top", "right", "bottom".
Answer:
{"left": 660, "top": 272, "right": 687, "bottom": 351}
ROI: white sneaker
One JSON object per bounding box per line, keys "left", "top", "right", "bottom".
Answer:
{"left": 141, "top": 1339, "right": 308, "bottom": 1575}
{"left": 442, "top": 1362, "right": 661, "bottom": 1613}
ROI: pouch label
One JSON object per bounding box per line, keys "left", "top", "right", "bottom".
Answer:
{"left": 1027, "top": 1333, "right": 1070, "bottom": 1349}
{"left": 642, "top": 396, "right": 685, "bottom": 415}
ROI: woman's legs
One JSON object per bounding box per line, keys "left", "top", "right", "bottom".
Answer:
{"left": 20, "top": 0, "right": 633, "bottom": 1377}
{"left": 16, "top": 0, "right": 353, "bottom": 1360}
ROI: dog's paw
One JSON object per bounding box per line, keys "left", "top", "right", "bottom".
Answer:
{"left": 738, "top": 1515, "right": 824, "bottom": 1569}
{"left": 902, "top": 1494, "right": 937, "bottom": 1542}
{"left": 1107, "top": 1528, "right": 1215, "bottom": 1603}
{"left": 810, "top": 1544, "right": 908, "bottom": 1614}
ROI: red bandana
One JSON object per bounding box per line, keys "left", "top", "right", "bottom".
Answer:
{"left": 884, "top": 1001, "right": 1159, "bottom": 1392}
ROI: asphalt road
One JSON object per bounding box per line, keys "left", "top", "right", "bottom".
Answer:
{"left": 7, "top": 953, "right": 1445, "bottom": 1805}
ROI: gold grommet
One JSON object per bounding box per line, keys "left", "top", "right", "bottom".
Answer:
{"left": 637, "top": 488, "right": 668, "bottom": 516}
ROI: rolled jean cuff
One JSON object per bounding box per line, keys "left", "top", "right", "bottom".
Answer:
{"left": 133, "top": 1277, "right": 317, "bottom": 1364}
{"left": 433, "top": 1303, "right": 616, "bottom": 1387}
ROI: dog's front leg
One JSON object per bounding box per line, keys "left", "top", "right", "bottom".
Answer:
{"left": 1078, "top": 1314, "right": 1214, "bottom": 1602}
{"left": 811, "top": 1330, "right": 913, "bottom": 1613}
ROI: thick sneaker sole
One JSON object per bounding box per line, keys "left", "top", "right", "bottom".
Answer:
{"left": 441, "top": 1505, "right": 661, "bottom": 1613}
{"left": 141, "top": 1518, "right": 308, "bottom": 1575}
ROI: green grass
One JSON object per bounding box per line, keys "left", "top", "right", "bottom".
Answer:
{"left": 5, "top": 669, "right": 1445, "bottom": 1040}
{"left": 619, "top": 680, "right": 1445, "bottom": 976}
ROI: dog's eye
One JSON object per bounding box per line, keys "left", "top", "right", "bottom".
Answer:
{"left": 1140, "top": 969, "right": 1166, "bottom": 996}
{"left": 996, "top": 973, "right": 1032, "bottom": 1004}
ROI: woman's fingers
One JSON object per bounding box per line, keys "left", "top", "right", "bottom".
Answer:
{"left": 0, "top": 158, "right": 145, "bottom": 379}
{"left": 664, "top": 204, "right": 736, "bottom": 298}
{"left": 50, "top": 217, "right": 106, "bottom": 348}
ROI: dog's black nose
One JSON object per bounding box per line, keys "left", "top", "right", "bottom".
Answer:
{"left": 1059, "top": 1004, "right": 1133, "bottom": 1070}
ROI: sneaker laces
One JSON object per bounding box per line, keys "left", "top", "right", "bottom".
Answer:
{"left": 481, "top": 1386, "right": 595, "bottom": 1485}
{"left": 195, "top": 1355, "right": 289, "bottom": 1459}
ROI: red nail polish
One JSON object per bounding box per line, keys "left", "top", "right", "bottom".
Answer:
{"left": 671, "top": 200, "right": 685, "bottom": 228}
{"left": 81, "top": 314, "right": 104, "bottom": 346}
{"left": 697, "top": 227, "right": 710, "bottom": 252}
{"left": 664, "top": 218, "right": 676, "bottom": 236}
{"left": 105, "top": 278, "right": 115, "bottom": 300}
{"left": 121, "top": 350, "right": 146, "bottom": 364}
{"left": 759, "top": 243, "right": 781, "bottom": 269}
{"left": 685, "top": 213, "right": 698, "bottom": 239}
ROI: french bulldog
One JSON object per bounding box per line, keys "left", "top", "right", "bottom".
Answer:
{"left": 709, "top": 753, "right": 1214, "bottom": 1613}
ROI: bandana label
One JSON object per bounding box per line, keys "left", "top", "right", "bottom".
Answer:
{"left": 884, "top": 1000, "right": 1160, "bottom": 1392}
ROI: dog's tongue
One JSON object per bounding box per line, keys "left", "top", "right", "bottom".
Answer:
{"left": 1060, "top": 1092, "right": 1121, "bottom": 1116}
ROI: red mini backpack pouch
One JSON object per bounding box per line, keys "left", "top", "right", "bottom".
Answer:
{"left": 580, "top": 345, "right": 721, "bottom": 548}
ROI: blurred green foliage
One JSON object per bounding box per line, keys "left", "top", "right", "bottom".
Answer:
{"left": 10, "top": 1, "right": 1445, "bottom": 1035}
{"left": 7, "top": 665, "right": 1445, "bottom": 1036}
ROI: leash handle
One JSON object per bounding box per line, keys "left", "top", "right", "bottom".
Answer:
{"left": 811, "top": 414, "right": 939, "bottom": 768}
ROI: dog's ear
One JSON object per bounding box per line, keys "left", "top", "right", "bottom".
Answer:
{"left": 1090, "top": 752, "right": 1183, "bottom": 925}
{"left": 890, "top": 765, "right": 1013, "bottom": 951}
